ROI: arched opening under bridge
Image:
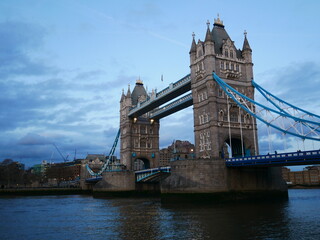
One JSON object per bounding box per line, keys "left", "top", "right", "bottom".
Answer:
{"left": 225, "top": 138, "right": 248, "bottom": 158}
{"left": 133, "top": 157, "right": 150, "bottom": 171}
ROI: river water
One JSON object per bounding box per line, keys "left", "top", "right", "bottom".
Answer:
{"left": 0, "top": 189, "right": 320, "bottom": 240}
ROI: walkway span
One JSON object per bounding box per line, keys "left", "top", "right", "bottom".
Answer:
{"left": 226, "top": 150, "right": 320, "bottom": 167}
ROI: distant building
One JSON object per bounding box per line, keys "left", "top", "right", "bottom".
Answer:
{"left": 31, "top": 160, "right": 49, "bottom": 176}
{"left": 159, "top": 148, "right": 171, "bottom": 167}
{"left": 159, "top": 140, "right": 195, "bottom": 166}
{"left": 46, "top": 159, "right": 82, "bottom": 186}
{"left": 282, "top": 166, "right": 320, "bottom": 185}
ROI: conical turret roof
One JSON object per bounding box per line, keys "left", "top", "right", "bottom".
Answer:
{"left": 242, "top": 31, "right": 252, "bottom": 52}
{"left": 189, "top": 32, "right": 196, "bottom": 54}
{"left": 131, "top": 79, "right": 147, "bottom": 106}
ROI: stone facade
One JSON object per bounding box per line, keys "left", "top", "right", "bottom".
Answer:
{"left": 93, "top": 171, "right": 136, "bottom": 192}
{"left": 161, "top": 17, "right": 286, "bottom": 195}
{"left": 190, "top": 17, "right": 258, "bottom": 159}
{"left": 120, "top": 81, "right": 160, "bottom": 170}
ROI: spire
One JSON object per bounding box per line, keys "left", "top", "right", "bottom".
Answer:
{"left": 205, "top": 20, "right": 213, "bottom": 42}
{"left": 189, "top": 32, "right": 196, "bottom": 54}
{"left": 120, "top": 88, "right": 125, "bottom": 101}
{"left": 242, "top": 30, "right": 252, "bottom": 52}
{"left": 126, "top": 84, "right": 131, "bottom": 97}
{"left": 136, "top": 76, "right": 143, "bottom": 85}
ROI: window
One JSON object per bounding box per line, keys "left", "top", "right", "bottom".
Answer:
{"left": 231, "top": 63, "right": 234, "bottom": 70}
{"left": 140, "top": 125, "right": 146, "bottom": 134}
{"left": 133, "top": 126, "right": 138, "bottom": 133}
{"left": 134, "top": 139, "right": 139, "bottom": 148}
{"left": 225, "top": 49, "right": 228, "bottom": 57}
{"left": 236, "top": 64, "right": 239, "bottom": 71}
{"left": 220, "top": 61, "right": 224, "bottom": 69}
{"left": 204, "top": 113, "right": 209, "bottom": 123}
{"left": 140, "top": 139, "right": 146, "bottom": 148}
{"left": 199, "top": 133, "right": 204, "bottom": 152}
{"left": 226, "top": 62, "right": 229, "bottom": 70}
{"left": 230, "top": 113, "right": 238, "bottom": 122}
{"left": 230, "top": 50, "right": 234, "bottom": 58}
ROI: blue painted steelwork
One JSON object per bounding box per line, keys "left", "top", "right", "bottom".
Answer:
{"left": 253, "top": 80, "right": 320, "bottom": 120}
{"left": 135, "top": 166, "right": 171, "bottom": 182}
{"left": 85, "top": 176, "right": 102, "bottom": 183}
{"left": 213, "top": 72, "right": 320, "bottom": 141}
{"left": 252, "top": 80, "right": 320, "bottom": 134}
{"left": 86, "top": 129, "right": 121, "bottom": 176}
{"left": 226, "top": 149, "right": 320, "bottom": 167}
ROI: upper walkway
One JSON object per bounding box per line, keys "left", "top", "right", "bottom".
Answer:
{"left": 128, "top": 74, "right": 191, "bottom": 118}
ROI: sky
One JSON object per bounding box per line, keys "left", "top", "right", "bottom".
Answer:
{"left": 1, "top": 0, "right": 320, "bottom": 168}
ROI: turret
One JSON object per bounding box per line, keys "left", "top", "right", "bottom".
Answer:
{"left": 241, "top": 31, "right": 253, "bottom": 81}
{"left": 120, "top": 88, "right": 125, "bottom": 102}
{"left": 242, "top": 30, "right": 252, "bottom": 63}
{"left": 204, "top": 20, "right": 215, "bottom": 56}
{"left": 189, "top": 32, "right": 196, "bottom": 64}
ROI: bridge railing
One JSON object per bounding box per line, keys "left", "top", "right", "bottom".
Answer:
{"left": 226, "top": 149, "right": 320, "bottom": 167}
{"left": 135, "top": 166, "right": 171, "bottom": 182}
{"left": 149, "top": 93, "right": 193, "bottom": 118}
{"left": 129, "top": 74, "right": 191, "bottom": 115}
{"left": 156, "top": 74, "right": 191, "bottom": 98}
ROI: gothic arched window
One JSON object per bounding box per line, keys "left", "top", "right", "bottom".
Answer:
{"left": 225, "top": 49, "right": 229, "bottom": 57}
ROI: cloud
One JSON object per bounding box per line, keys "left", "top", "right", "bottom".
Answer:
{"left": 18, "top": 133, "right": 52, "bottom": 145}
{"left": 256, "top": 61, "right": 320, "bottom": 114}
{"left": 0, "top": 21, "right": 55, "bottom": 79}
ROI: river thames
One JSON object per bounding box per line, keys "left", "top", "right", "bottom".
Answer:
{"left": 1, "top": 189, "right": 320, "bottom": 240}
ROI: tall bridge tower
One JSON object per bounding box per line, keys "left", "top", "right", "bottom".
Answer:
{"left": 120, "top": 80, "right": 160, "bottom": 171}
{"left": 190, "top": 17, "right": 258, "bottom": 160}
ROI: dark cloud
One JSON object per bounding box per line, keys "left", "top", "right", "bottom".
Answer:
{"left": 18, "top": 133, "right": 52, "bottom": 145}
{"left": 0, "top": 20, "right": 126, "bottom": 166}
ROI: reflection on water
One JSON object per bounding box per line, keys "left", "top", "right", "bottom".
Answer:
{"left": 0, "top": 189, "right": 320, "bottom": 240}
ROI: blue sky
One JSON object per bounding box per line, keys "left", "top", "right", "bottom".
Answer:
{"left": 1, "top": 0, "right": 320, "bottom": 167}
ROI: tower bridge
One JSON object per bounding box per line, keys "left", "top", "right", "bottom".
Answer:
{"left": 83, "top": 16, "right": 320, "bottom": 199}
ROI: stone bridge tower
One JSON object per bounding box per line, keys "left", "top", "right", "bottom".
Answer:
{"left": 120, "top": 80, "right": 160, "bottom": 171}
{"left": 190, "top": 17, "right": 258, "bottom": 160}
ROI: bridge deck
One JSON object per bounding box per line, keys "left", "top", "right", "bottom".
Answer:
{"left": 149, "top": 93, "right": 193, "bottom": 119}
{"left": 226, "top": 150, "right": 320, "bottom": 167}
{"left": 128, "top": 74, "right": 191, "bottom": 118}
{"left": 135, "top": 166, "right": 171, "bottom": 182}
